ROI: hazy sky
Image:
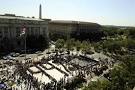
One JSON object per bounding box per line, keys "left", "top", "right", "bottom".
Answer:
{"left": 0, "top": 0, "right": 135, "bottom": 26}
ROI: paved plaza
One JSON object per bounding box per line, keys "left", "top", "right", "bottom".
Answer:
{"left": 0, "top": 45, "right": 114, "bottom": 90}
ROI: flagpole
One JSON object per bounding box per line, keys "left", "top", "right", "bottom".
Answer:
{"left": 20, "top": 26, "right": 27, "bottom": 62}
{"left": 25, "top": 32, "right": 26, "bottom": 61}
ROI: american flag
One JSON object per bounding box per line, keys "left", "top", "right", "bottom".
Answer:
{"left": 20, "top": 27, "right": 26, "bottom": 36}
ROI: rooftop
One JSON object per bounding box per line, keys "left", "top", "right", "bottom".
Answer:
{"left": 50, "top": 20, "right": 99, "bottom": 25}
{"left": 0, "top": 14, "right": 44, "bottom": 21}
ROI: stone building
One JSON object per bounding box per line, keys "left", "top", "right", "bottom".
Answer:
{"left": 0, "top": 14, "right": 50, "bottom": 52}
{"left": 48, "top": 20, "right": 102, "bottom": 41}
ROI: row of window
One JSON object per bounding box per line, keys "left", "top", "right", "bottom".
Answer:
{"left": 0, "top": 27, "right": 47, "bottom": 38}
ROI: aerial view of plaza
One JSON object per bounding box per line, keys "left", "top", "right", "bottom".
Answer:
{"left": 0, "top": 0, "right": 135, "bottom": 90}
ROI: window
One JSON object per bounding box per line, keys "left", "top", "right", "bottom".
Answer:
{"left": 31, "top": 27, "right": 34, "bottom": 35}
{"left": 4, "top": 27, "right": 8, "bottom": 33}
{"left": 0, "top": 29, "right": 2, "bottom": 38}
{"left": 43, "top": 27, "right": 47, "bottom": 35}
{"left": 16, "top": 27, "right": 20, "bottom": 36}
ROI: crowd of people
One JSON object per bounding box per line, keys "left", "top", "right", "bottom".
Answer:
{"left": 0, "top": 49, "right": 114, "bottom": 90}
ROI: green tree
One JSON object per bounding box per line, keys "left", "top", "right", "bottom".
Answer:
{"left": 83, "top": 77, "right": 111, "bottom": 90}
{"left": 81, "top": 41, "right": 93, "bottom": 55}
{"left": 109, "top": 64, "right": 130, "bottom": 90}
{"left": 55, "top": 39, "right": 65, "bottom": 50}
{"left": 64, "top": 38, "right": 76, "bottom": 55}
{"left": 75, "top": 40, "right": 82, "bottom": 55}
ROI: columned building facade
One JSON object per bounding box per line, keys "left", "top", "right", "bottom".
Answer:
{"left": 48, "top": 20, "right": 102, "bottom": 41}
{"left": 0, "top": 14, "right": 50, "bottom": 52}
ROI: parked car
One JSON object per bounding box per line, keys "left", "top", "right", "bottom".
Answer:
{"left": 7, "top": 56, "right": 16, "bottom": 60}
{"left": 38, "top": 53, "right": 43, "bottom": 56}
{"left": 16, "top": 53, "right": 20, "bottom": 56}
{"left": 24, "top": 57, "right": 32, "bottom": 60}
{"left": 35, "top": 51, "right": 42, "bottom": 54}
{"left": 20, "top": 54, "right": 26, "bottom": 57}
{"left": 3, "top": 56, "right": 8, "bottom": 60}
{"left": 10, "top": 57, "right": 16, "bottom": 60}
{"left": 10, "top": 52, "right": 20, "bottom": 57}
{"left": 46, "top": 51, "right": 51, "bottom": 54}
{"left": 10, "top": 52, "right": 15, "bottom": 57}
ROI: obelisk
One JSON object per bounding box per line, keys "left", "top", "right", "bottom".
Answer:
{"left": 39, "top": 4, "right": 42, "bottom": 19}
